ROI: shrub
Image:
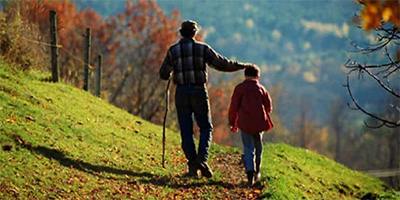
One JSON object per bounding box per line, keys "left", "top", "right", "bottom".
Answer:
{"left": 0, "top": 7, "right": 48, "bottom": 70}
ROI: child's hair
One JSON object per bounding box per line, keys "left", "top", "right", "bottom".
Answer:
{"left": 244, "top": 66, "right": 260, "bottom": 77}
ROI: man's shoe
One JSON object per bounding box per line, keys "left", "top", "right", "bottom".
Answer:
{"left": 184, "top": 162, "right": 199, "bottom": 178}
{"left": 183, "top": 171, "right": 198, "bottom": 178}
{"left": 246, "top": 171, "right": 255, "bottom": 187}
{"left": 198, "top": 162, "right": 213, "bottom": 178}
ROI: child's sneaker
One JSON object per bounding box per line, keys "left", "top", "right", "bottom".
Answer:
{"left": 246, "top": 171, "right": 255, "bottom": 186}
{"left": 254, "top": 171, "right": 261, "bottom": 183}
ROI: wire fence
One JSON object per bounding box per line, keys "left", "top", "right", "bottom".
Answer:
{"left": 19, "top": 35, "right": 95, "bottom": 69}
{"left": 19, "top": 21, "right": 101, "bottom": 96}
{"left": 20, "top": 36, "right": 62, "bottom": 48}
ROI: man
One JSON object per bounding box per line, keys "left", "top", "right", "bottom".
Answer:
{"left": 159, "top": 20, "right": 254, "bottom": 178}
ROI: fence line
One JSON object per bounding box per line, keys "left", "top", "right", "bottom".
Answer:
{"left": 20, "top": 36, "right": 63, "bottom": 48}
{"left": 83, "top": 28, "right": 91, "bottom": 91}
{"left": 14, "top": 11, "right": 103, "bottom": 95}
{"left": 60, "top": 48, "right": 95, "bottom": 69}
{"left": 19, "top": 35, "right": 95, "bottom": 69}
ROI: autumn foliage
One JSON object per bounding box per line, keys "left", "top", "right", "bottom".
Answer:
{"left": 1, "top": 0, "right": 183, "bottom": 124}
{"left": 103, "top": 1, "right": 180, "bottom": 123}
{"left": 1, "top": 0, "right": 237, "bottom": 146}
{"left": 208, "top": 81, "right": 236, "bottom": 144}
{"left": 2, "top": 0, "right": 260, "bottom": 146}
{"left": 358, "top": 0, "right": 400, "bottom": 30}
{"left": 7, "top": 0, "right": 103, "bottom": 85}
{"left": 0, "top": 7, "right": 46, "bottom": 70}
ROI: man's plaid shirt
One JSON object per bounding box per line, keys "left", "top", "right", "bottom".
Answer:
{"left": 159, "top": 38, "right": 247, "bottom": 85}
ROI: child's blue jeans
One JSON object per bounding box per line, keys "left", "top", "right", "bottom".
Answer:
{"left": 240, "top": 131, "right": 263, "bottom": 172}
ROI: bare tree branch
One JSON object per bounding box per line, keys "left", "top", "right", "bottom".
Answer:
{"left": 346, "top": 63, "right": 400, "bottom": 98}
{"left": 345, "top": 76, "right": 399, "bottom": 128}
{"left": 350, "top": 27, "right": 399, "bottom": 54}
{"left": 363, "top": 120, "right": 386, "bottom": 129}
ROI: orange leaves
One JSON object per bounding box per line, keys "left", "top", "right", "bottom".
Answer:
{"left": 109, "top": 0, "right": 180, "bottom": 70}
{"left": 358, "top": 0, "right": 400, "bottom": 30}
{"left": 360, "top": 0, "right": 381, "bottom": 30}
{"left": 208, "top": 82, "right": 236, "bottom": 144}
{"left": 382, "top": 0, "right": 400, "bottom": 26}
{"left": 6, "top": 115, "right": 17, "bottom": 124}
{"left": 13, "top": 0, "right": 105, "bottom": 85}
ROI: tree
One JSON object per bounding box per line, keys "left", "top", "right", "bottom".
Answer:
{"left": 346, "top": 0, "right": 400, "bottom": 188}
{"left": 345, "top": 0, "right": 400, "bottom": 128}
{"left": 383, "top": 95, "right": 400, "bottom": 188}
{"left": 329, "top": 98, "right": 347, "bottom": 162}
{"left": 294, "top": 98, "right": 311, "bottom": 148}
{"left": 208, "top": 77, "right": 239, "bottom": 145}
{"left": 100, "top": 0, "right": 181, "bottom": 123}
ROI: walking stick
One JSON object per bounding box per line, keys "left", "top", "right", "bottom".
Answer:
{"left": 162, "top": 79, "right": 171, "bottom": 168}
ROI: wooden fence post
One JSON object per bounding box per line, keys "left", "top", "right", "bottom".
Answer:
{"left": 83, "top": 28, "right": 91, "bottom": 91}
{"left": 95, "top": 54, "right": 102, "bottom": 97}
{"left": 49, "top": 10, "right": 59, "bottom": 82}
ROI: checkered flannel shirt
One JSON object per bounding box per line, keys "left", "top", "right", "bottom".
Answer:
{"left": 159, "top": 38, "right": 247, "bottom": 85}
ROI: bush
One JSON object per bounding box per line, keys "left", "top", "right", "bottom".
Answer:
{"left": 0, "top": 9, "right": 48, "bottom": 70}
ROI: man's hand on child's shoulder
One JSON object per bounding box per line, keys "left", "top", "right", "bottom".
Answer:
{"left": 242, "top": 63, "right": 257, "bottom": 69}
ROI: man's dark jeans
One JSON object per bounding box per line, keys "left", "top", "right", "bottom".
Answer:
{"left": 175, "top": 84, "right": 213, "bottom": 165}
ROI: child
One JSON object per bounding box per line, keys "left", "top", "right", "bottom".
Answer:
{"left": 228, "top": 66, "right": 273, "bottom": 186}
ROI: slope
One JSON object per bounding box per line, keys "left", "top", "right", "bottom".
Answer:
{"left": 0, "top": 61, "right": 398, "bottom": 199}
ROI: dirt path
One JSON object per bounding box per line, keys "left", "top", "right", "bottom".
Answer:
{"left": 209, "top": 153, "right": 264, "bottom": 199}
{"left": 127, "top": 152, "right": 264, "bottom": 199}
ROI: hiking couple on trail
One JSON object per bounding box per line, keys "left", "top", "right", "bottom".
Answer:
{"left": 159, "top": 20, "right": 273, "bottom": 186}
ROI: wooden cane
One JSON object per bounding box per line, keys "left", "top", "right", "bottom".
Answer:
{"left": 162, "top": 79, "right": 171, "bottom": 168}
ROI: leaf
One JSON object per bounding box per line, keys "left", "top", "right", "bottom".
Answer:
{"left": 25, "top": 115, "right": 35, "bottom": 121}
{"left": 67, "top": 177, "right": 75, "bottom": 184}
{"left": 6, "top": 116, "right": 17, "bottom": 124}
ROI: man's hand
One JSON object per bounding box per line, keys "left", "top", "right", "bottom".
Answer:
{"left": 230, "top": 126, "right": 238, "bottom": 133}
{"left": 242, "top": 62, "right": 257, "bottom": 69}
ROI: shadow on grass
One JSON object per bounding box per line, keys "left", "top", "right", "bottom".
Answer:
{"left": 12, "top": 134, "right": 154, "bottom": 178}
{"left": 11, "top": 134, "right": 245, "bottom": 189}
{"left": 138, "top": 175, "right": 244, "bottom": 189}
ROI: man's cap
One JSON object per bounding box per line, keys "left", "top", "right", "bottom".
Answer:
{"left": 180, "top": 20, "right": 199, "bottom": 32}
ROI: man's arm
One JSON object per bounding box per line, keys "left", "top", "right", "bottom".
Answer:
{"left": 205, "top": 45, "right": 253, "bottom": 72}
{"left": 159, "top": 50, "right": 173, "bottom": 80}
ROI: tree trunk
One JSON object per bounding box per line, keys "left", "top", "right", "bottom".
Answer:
{"left": 388, "top": 127, "right": 400, "bottom": 188}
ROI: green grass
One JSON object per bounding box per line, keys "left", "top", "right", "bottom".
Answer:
{"left": 262, "top": 144, "right": 399, "bottom": 199}
{"left": 0, "top": 60, "right": 399, "bottom": 199}
{"left": 0, "top": 62, "right": 187, "bottom": 199}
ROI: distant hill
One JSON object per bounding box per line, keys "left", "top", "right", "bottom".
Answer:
{"left": 1, "top": 59, "right": 399, "bottom": 198}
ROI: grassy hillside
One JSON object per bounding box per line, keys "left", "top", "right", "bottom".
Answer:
{"left": 0, "top": 60, "right": 399, "bottom": 199}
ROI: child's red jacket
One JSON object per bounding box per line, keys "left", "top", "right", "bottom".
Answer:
{"left": 229, "top": 79, "right": 273, "bottom": 134}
